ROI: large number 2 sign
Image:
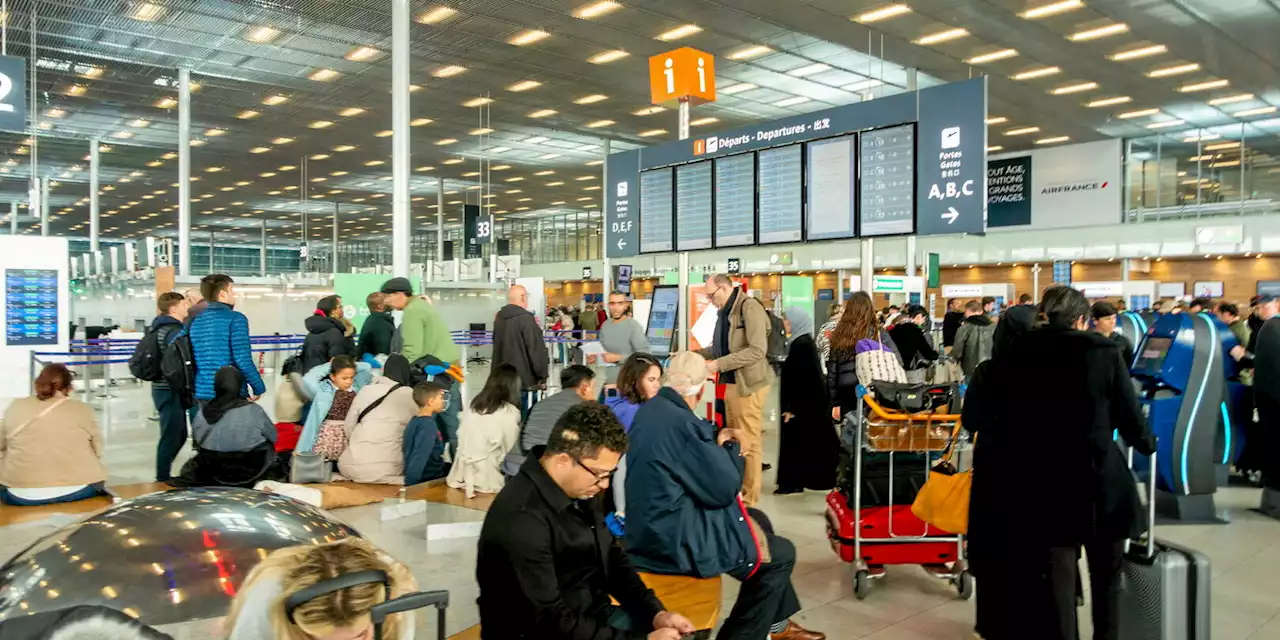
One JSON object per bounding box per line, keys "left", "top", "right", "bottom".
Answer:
{"left": 0, "top": 73, "right": 15, "bottom": 113}
{"left": 0, "top": 56, "right": 28, "bottom": 131}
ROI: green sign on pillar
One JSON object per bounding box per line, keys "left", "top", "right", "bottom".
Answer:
{"left": 781, "top": 276, "right": 814, "bottom": 317}
{"left": 927, "top": 253, "right": 940, "bottom": 289}
{"left": 334, "top": 273, "right": 393, "bottom": 332}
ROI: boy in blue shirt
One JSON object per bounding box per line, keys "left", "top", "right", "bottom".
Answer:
{"left": 403, "top": 382, "right": 450, "bottom": 485}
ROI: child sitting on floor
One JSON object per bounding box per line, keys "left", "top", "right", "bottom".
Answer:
{"left": 402, "top": 382, "right": 450, "bottom": 485}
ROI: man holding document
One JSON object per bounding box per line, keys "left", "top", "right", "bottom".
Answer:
{"left": 587, "top": 291, "right": 649, "bottom": 392}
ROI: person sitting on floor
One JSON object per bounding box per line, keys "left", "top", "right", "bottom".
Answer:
{"left": 447, "top": 363, "right": 522, "bottom": 495}
{"left": 298, "top": 355, "right": 373, "bottom": 461}
{"left": 478, "top": 403, "right": 698, "bottom": 640}
{"left": 175, "top": 366, "right": 281, "bottom": 488}
{"left": 224, "top": 538, "right": 419, "bottom": 640}
{"left": 0, "top": 363, "right": 108, "bottom": 506}
{"left": 403, "top": 382, "right": 451, "bottom": 485}
{"left": 624, "top": 351, "right": 826, "bottom": 640}
{"left": 501, "top": 364, "right": 597, "bottom": 476}
{"left": 338, "top": 354, "right": 417, "bottom": 484}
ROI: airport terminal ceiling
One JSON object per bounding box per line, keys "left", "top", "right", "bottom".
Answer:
{"left": 0, "top": 0, "right": 1274, "bottom": 246}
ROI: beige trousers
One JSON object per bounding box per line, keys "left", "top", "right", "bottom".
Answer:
{"left": 723, "top": 382, "right": 769, "bottom": 507}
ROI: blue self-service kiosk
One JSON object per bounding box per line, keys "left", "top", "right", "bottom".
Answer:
{"left": 1130, "top": 312, "right": 1230, "bottom": 523}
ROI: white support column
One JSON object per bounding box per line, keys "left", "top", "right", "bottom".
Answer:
{"left": 1032, "top": 263, "right": 1041, "bottom": 302}
{"left": 178, "top": 68, "right": 192, "bottom": 276}
{"left": 259, "top": 219, "right": 267, "bottom": 277}
{"left": 1121, "top": 258, "right": 1131, "bottom": 282}
{"left": 390, "top": 0, "right": 411, "bottom": 278}
{"left": 39, "top": 177, "right": 48, "bottom": 236}
{"left": 860, "top": 238, "right": 875, "bottom": 293}
{"left": 436, "top": 176, "right": 444, "bottom": 261}
{"left": 678, "top": 252, "right": 690, "bottom": 352}
{"left": 906, "top": 235, "right": 917, "bottom": 278}
{"left": 8, "top": 200, "right": 16, "bottom": 235}
{"left": 601, "top": 138, "right": 611, "bottom": 296}
{"left": 89, "top": 138, "right": 100, "bottom": 251}
{"left": 332, "top": 201, "right": 339, "bottom": 276}
{"left": 837, "top": 269, "right": 846, "bottom": 302}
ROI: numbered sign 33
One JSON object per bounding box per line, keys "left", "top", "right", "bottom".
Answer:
{"left": 0, "top": 56, "right": 27, "bottom": 132}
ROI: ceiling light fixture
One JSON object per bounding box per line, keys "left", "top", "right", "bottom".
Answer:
{"left": 1068, "top": 23, "right": 1129, "bottom": 41}
{"left": 1086, "top": 96, "right": 1131, "bottom": 107}
{"left": 262, "top": 94, "right": 289, "bottom": 105}
{"left": 1145, "top": 119, "right": 1185, "bottom": 129}
{"left": 843, "top": 79, "right": 884, "bottom": 92}
{"left": 574, "top": 94, "right": 608, "bottom": 104}
{"left": 633, "top": 106, "right": 666, "bottom": 116}
{"left": 411, "top": 117, "right": 433, "bottom": 126}
{"left": 443, "top": 158, "right": 464, "bottom": 165}
{"left": 308, "top": 68, "right": 340, "bottom": 82}
{"left": 986, "top": 116, "right": 1008, "bottom": 125}
{"left": 528, "top": 109, "right": 557, "bottom": 118}
{"left": 638, "top": 129, "right": 667, "bottom": 137}
{"left": 1035, "top": 136, "right": 1070, "bottom": 144}
{"left": 524, "top": 136, "right": 549, "bottom": 144}
{"left": 436, "top": 138, "right": 458, "bottom": 145}
{"left": 375, "top": 130, "right": 393, "bottom": 137}
{"left": 1117, "top": 108, "right": 1160, "bottom": 119}
{"left": 855, "top": 4, "right": 912, "bottom": 23}
{"left": 1110, "top": 44, "right": 1167, "bottom": 61}
{"left": 250, "top": 146, "right": 271, "bottom": 154}
{"left": 775, "top": 96, "right": 812, "bottom": 107}
{"left": 309, "top": 120, "right": 334, "bottom": 129}
{"left": 1011, "top": 66, "right": 1060, "bottom": 80}
{"left": 338, "top": 107, "right": 365, "bottom": 117}
{"left": 1203, "top": 141, "right": 1242, "bottom": 151}
{"left": 509, "top": 29, "right": 550, "bottom": 46}
{"left": 1179, "top": 79, "right": 1229, "bottom": 92}
{"left": 691, "top": 117, "right": 719, "bottom": 126}
{"left": 657, "top": 24, "right": 702, "bottom": 41}
{"left": 987, "top": 145, "right": 1004, "bottom": 152}
{"left": 471, "top": 127, "right": 494, "bottom": 135}
{"left": 417, "top": 6, "right": 457, "bottom": 23}
{"left": 539, "top": 153, "right": 561, "bottom": 160}
{"left": 728, "top": 45, "right": 772, "bottom": 60}
{"left": 966, "top": 49, "right": 1018, "bottom": 64}
{"left": 1020, "top": 0, "right": 1084, "bottom": 19}
{"left": 272, "top": 137, "right": 294, "bottom": 144}
{"left": 720, "top": 83, "right": 757, "bottom": 95}
{"left": 1147, "top": 63, "right": 1199, "bottom": 78}
{"left": 244, "top": 25, "right": 281, "bottom": 43}
{"left": 1208, "top": 93, "right": 1254, "bottom": 106}
{"left": 507, "top": 80, "right": 542, "bottom": 92}
{"left": 433, "top": 65, "right": 467, "bottom": 78}
{"left": 574, "top": 1, "right": 622, "bottom": 19}
{"left": 1234, "top": 106, "right": 1277, "bottom": 118}
{"left": 788, "top": 63, "right": 831, "bottom": 77}
{"left": 586, "top": 119, "right": 615, "bottom": 127}
{"left": 462, "top": 97, "right": 494, "bottom": 107}
{"left": 129, "top": 118, "right": 150, "bottom": 127}
{"left": 915, "top": 28, "right": 968, "bottom": 45}
{"left": 346, "top": 46, "right": 381, "bottom": 61}
{"left": 1051, "top": 81, "right": 1098, "bottom": 94}
{"left": 1005, "top": 126, "right": 1040, "bottom": 135}
{"left": 155, "top": 97, "right": 177, "bottom": 109}
{"left": 131, "top": 2, "right": 166, "bottom": 21}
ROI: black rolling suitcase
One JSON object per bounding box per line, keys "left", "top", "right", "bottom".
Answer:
{"left": 1118, "top": 451, "right": 1211, "bottom": 640}
{"left": 284, "top": 570, "right": 450, "bottom": 640}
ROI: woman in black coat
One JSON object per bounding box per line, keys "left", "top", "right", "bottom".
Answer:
{"left": 301, "top": 295, "right": 355, "bottom": 372}
{"left": 776, "top": 307, "right": 839, "bottom": 494}
{"left": 887, "top": 304, "right": 938, "bottom": 382}
{"left": 963, "top": 287, "right": 1156, "bottom": 640}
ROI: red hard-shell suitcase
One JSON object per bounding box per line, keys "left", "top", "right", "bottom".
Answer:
{"left": 825, "top": 490, "right": 958, "bottom": 566}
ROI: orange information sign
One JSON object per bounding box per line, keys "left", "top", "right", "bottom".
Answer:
{"left": 648, "top": 47, "right": 717, "bottom": 107}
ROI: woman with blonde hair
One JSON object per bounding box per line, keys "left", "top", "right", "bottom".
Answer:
{"left": 224, "top": 538, "right": 418, "bottom": 640}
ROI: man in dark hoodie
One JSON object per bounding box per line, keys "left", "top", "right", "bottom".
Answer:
{"left": 358, "top": 291, "right": 395, "bottom": 358}
{"left": 493, "top": 284, "right": 550, "bottom": 414}
{"left": 148, "top": 292, "right": 189, "bottom": 482}
{"left": 942, "top": 298, "right": 965, "bottom": 351}
{"left": 953, "top": 299, "right": 995, "bottom": 379}
{"left": 300, "top": 295, "right": 354, "bottom": 372}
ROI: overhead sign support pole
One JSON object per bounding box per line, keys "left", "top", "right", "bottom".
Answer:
{"left": 601, "top": 138, "right": 611, "bottom": 297}
{"left": 390, "top": 0, "right": 411, "bottom": 278}
{"left": 178, "top": 68, "right": 192, "bottom": 276}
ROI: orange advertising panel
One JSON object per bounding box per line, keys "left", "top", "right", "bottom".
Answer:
{"left": 648, "top": 47, "right": 717, "bottom": 107}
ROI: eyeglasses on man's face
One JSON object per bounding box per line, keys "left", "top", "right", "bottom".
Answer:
{"left": 570, "top": 454, "right": 615, "bottom": 486}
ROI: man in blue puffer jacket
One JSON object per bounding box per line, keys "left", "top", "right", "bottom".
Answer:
{"left": 624, "top": 352, "right": 824, "bottom": 640}
{"left": 189, "top": 274, "right": 265, "bottom": 402}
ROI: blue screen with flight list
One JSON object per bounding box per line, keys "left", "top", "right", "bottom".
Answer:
{"left": 6, "top": 268, "right": 58, "bottom": 346}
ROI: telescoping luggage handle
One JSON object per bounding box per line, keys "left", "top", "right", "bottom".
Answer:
{"left": 372, "top": 589, "right": 450, "bottom": 640}
{"left": 1126, "top": 448, "right": 1157, "bottom": 560}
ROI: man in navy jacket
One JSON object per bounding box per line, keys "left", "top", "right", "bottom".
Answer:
{"left": 624, "top": 352, "right": 823, "bottom": 640}
{"left": 189, "top": 274, "right": 265, "bottom": 402}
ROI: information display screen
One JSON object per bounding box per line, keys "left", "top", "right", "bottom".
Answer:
{"left": 806, "top": 134, "right": 857, "bottom": 240}
{"left": 1137, "top": 337, "right": 1173, "bottom": 376}
{"left": 639, "top": 168, "right": 674, "bottom": 253}
{"left": 675, "top": 161, "right": 713, "bottom": 251}
{"left": 6, "top": 268, "right": 58, "bottom": 346}
{"left": 714, "top": 153, "right": 755, "bottom": 247}
{"left": 757, "top": 145, "right": 803, "bottom": 244}
{"left": 645, "top": 285, "right": 680, "bottom": 357}
{"left": 859, "top": 124, "right": 915, "bottom": 236}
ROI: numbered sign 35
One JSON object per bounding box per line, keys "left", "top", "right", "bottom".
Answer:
{"left": 0, "top": 56, "right": 27, "bottom": 132}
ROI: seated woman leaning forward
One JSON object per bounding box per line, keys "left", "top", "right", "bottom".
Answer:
{"left": 174, "top": 366, "right": 281, "bottom": 488}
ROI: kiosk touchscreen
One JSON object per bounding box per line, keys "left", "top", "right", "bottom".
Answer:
{"left": 1129, "top": 312, "right": 1229, "bottom": 522}
{"left": 645, "top": 285, "right": 680, "bottom": 359}
{"left": 1117, "top": 311, "right": 1151, "bottom": 368}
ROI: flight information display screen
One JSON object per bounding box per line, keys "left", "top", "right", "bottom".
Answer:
{"left": 6, "top": 268, "right": 58, "bottom": 346}
{"left": 757, "top": 145, "right": 803, "bottom": 244}
{"left": 806, "top": 134, "right": 857, "bottom": 241}
{"left": 639, "top": 168, "right": 674, "bottom": 253}
{"left": 859, "top": 124, "right": 915, "bottom": 236}
{"left": 714, "top": 153, "right": 755, "bottom": 247}
{"left": 675, "top": 161, "right": 713, "bottom": 251}
{"left": 645, "top": 285, "right": 680, "bottom": 357}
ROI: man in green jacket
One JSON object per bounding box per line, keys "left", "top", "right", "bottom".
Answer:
{"left": 381, "top": 277, "right": 462, "bottom": 455}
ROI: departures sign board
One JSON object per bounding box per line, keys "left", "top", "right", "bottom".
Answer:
{"left": 604, "top": 77, "right": 986, "bottom": 258}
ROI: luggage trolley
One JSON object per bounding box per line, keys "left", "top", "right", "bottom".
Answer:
{"left": 825, "top": 388, "right": 973, "bottom": 600}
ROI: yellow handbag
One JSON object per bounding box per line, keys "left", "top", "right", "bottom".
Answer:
{"left": 911, "top": 422, "right": 973, "bottom": 534}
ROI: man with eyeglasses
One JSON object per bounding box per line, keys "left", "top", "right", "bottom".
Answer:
{"left": 479, "top": 403, "right": 698, "bottom": 640}
{"left": 589, "top": 291, "right": 649, "bottom": 390}
{"left": 697, "top": 273, "right": 775, "bottom": 507}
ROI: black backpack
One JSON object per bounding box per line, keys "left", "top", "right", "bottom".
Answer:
{"left": 766, "top": 310, "right": 788, "bottom": 364}
{"left": 128, "top": 328, "right": 166, "bottom": 382}
{"left": 160, "top": 332, "right": 197, "bottom": 409}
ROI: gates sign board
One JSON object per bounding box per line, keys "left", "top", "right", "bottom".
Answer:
{"left": 916, "top": 78, "right": 986, "bottom": 236}
{"left": 0, "top": 56, "right": 26, "bottom": 133}
{"left": 605, "top": 149, "right": 641, "bottom": 258}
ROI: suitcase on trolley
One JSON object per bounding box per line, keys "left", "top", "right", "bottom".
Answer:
{"left": 1118, "top": 452, "right": 1211, "bottom": 640}
{"left": 824, "top": 490, "right": 958, "bottom": 566}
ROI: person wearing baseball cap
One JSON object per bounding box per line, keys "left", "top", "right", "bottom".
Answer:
{"left": 380, "top": 276, "right": 462, "bottom": 456}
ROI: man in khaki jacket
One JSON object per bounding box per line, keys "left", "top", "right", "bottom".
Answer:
{"left": 697, "top": 273, "right": 775, "bottom": 506}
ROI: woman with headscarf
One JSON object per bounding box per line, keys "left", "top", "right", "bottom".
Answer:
{"left": 174, "top": 366, "right": 280, "bottom": 487}
{"left": 963, "top": 290, "right": 1155, "bottom": 640}
{"left": 775, "top": 307, "right": 839, "bottom": 495}
{"left": 337, "top": 354, "right": 420, "bottom": 484}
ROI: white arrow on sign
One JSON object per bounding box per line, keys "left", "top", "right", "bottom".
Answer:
{"left": 942, "top": 207, "right": 959, "bottom": 224}
{"left": 616, "top": 238, "right": 627, "bottom": 250}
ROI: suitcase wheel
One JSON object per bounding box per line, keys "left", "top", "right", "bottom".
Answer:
{"left": 854, "top": 569, "right": 871, "bottom": 600}
{"left": 954, "top": 570, "right": 974, "bottom": 600}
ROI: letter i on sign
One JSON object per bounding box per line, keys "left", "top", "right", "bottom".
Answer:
{"left": 664, "top": 58, "right": 675, "bottom": 94}
{"left": 697, "top": 58, "right": 706, "bottom": 92}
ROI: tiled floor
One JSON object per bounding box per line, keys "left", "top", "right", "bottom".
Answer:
{"left": 4, "top": 378, "right": 1280, "bottom": 639}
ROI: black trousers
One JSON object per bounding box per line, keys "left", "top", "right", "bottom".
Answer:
{"left": 718, "top": 509, "right": 802, "bottom": 640}
{"left": 1047, "top": 540, "right": 1125, "bottom": 640}
{"left": 1256, "top": 392, "right": 1280, "bottom": 490}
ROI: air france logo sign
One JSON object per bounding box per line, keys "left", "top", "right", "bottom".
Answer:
{"left": 1041, "top": 181, "right": 1109, "bottom": 195}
